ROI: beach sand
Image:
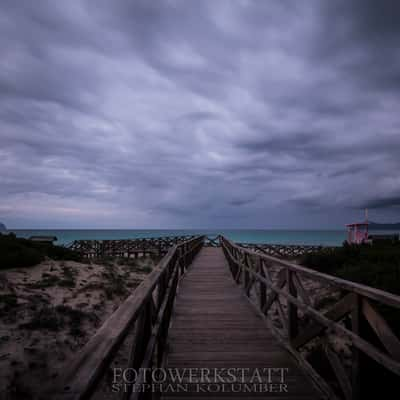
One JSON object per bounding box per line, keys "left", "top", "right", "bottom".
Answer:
{"left": 0, "top": 256, "right": 157, "bottom": 399}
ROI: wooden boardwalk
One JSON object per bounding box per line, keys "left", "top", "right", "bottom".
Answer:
{"left": 163, "top": 247, "right": 323, "bottom": 399}
{"left": 52, "top": 236, "right": 400, "bottom": 400}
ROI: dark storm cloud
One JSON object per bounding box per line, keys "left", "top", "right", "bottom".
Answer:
{"left": 0, "top": 0, "right": 399, "bottom": 228}
{"left": 363, "top": 196, "right": 400, "bottom": 209}
{"left": 314, "top": 0, "right": 400, "bottom": 92}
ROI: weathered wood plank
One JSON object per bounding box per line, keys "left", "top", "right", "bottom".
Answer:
{"left": 163, "top": 248, "right": 323, "bottom": 399}
{"left": 362, "top": 298, "right": 400, "bottom": 361}
{"left": 291, "top": 293, "right": 356, "bottom": 349}
{"left": 324, "top": 343, "right": 353, "bottom": 400}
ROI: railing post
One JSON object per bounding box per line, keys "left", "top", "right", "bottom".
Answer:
{"left": 179, "top": 246, "right": 185, "bottom": 275}
{"left": 157, "top": 272, "right": 167, "bottom": 311}
{"left": 258, "top": 258, "right": 267, "bottom": 310}
{"left": 351, "top": 294, "right": 361, "bottom": 400}
{"left": 123, "top": 299, "right": 153, "bottom": 400}
{"left": 243, "top": 253, "right": 249, "bottom": 289}
{"left": 183, "top": 242, "right": 188, "bottom": 267}
{"left": 234, "top": 247, "right": 242, "bottom": 283}
{"left": 246, "top": 255, "right": 256, "bottom": 297}
{"left": 287, "top": 269, "right": 298, "bottom": 342}
{"left": 156, "top": 263, "right": 178, "bottom": 370}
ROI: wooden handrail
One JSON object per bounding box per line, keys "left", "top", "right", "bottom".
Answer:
{"left": 48, "top": 235, "right": 205, "bottom": 400}
{"left": 222, "top": 236, "right": 400, "bottom": 309}
{"left": 220, "top": 235, "right": 400, "bottom": 400}
{"left": 239, "top": 242, "right": 334, "bottom": 258}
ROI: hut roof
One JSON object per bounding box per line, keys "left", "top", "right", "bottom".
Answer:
{"left": 29, "top": 236, "right": 57, "bottom": 242}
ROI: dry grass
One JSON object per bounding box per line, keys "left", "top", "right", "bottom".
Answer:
{"left": 0, "top": 255, "right": 158, "bottom": 398}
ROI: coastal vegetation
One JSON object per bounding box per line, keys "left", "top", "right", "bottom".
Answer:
{"left": 302, "top": 241, "right": 400, "bottom": 295}
{"left": 0, "top": 249, "right": 157, "bottom": 396}
{"left": 0, "top": 233, "right": 161, "bottom": 396}
{"left": 0, "top": 232, "right": 81, "bottom": 269}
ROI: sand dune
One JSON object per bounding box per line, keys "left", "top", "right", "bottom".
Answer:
{"left": 0, "top": 256, "right": 156, "bottom": 399}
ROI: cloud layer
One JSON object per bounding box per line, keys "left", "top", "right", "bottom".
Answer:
{"left": 1, "top": 0, "right": 399, "bottom": 228}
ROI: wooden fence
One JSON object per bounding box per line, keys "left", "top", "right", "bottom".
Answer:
{"left": 238, "top": 242, "right": 333, "bottom": 258}
{"left": 49, "top": 235, "right": 205, "bottom": 400}
{"left": 68, "top": 236, "right": 197, "bottom": 259}
{"left": 221, "top": 236, "right": 400, "bottom": 400}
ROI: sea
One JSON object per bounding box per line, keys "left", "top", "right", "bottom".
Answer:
{"left": 6, "top": 229, "right": 347, "bottom": 247}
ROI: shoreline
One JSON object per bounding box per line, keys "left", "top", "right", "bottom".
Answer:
{"left": 5, "top": 229, "right": 348, "bottom": 247}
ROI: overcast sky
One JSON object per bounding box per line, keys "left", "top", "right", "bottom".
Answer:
{"left": 1, "top": 0, "right": 399, "bottom": 229}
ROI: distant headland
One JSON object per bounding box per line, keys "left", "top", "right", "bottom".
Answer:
{"left": 369, "top": 221, "right": 400, "bottom": 230}
{"left": 0, "top": 222, "right": 6, "bottom": 231}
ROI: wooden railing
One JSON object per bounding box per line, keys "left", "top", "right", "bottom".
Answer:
{"left": 204, "top": 236, "right": 220, "bottom": 247}
{"left": 49, "top": 235, "right": 205, "bottom": 400}
{"left": 68, "top": 235, "right": 197, "bottom": 259}
{"left": 238, "top": 242, "right": 334, "bottom": 258}
{"left": 221, "top": 236, "right": 400, "bottom": 400}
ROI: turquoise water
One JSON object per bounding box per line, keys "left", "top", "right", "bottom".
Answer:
{"left": 7, "top": 229, "right": 346, "bottom": 246}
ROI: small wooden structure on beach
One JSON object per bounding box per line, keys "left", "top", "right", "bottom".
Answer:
{"left": 346, "top": 222, "right": 369, "bottom": 244}
{"left": 346, "top": 216, "right": 400, "bottom": 245}
{"left": 29, "top": 235, "right": 58, "bottom": 244}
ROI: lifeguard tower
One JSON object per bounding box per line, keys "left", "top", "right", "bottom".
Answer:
{"left": 346, "top": 209, "right": 369, "bottom": 244}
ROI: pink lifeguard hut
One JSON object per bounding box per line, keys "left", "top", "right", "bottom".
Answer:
{"left": 346, "top": 209, "right": 369, "bottom": 244}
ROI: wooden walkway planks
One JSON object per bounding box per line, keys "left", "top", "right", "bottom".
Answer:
{"left": 162, "top": 247, "right": 323, "bottom": 399}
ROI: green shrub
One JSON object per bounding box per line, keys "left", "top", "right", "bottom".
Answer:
{"left": 30, "top": 274, "right": 61, "bottom": 289}
{"left": 101, "top": 268, "right": 128, "bottom": 299}
{"left": 20, "top": 304, "right": 98, "bottom": 334}
{"left": 301, "top": 241, "right": 400, "bottom": 295}
{"left": 0, "top": 294, "right": 19, "bottom": 317}
{"left": 41, "top": 243, "right": 82, "bottom": 261}
{"left": 0, "top": 233, "right": 44, "bottom": 269}
{"left": 20, "top": 306, "right": 63, "bottom": 331}
{"left": 0, "top": 233, "right": 81, "bottom": 269}
{"left": 55, "top": 304, "right": 98, "bottom": 336}
{"left": 58, "top": 278, "right": 76, "bottom": 288}
{"left": 57, "top": 265, "right": 77, "bottom": 287}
